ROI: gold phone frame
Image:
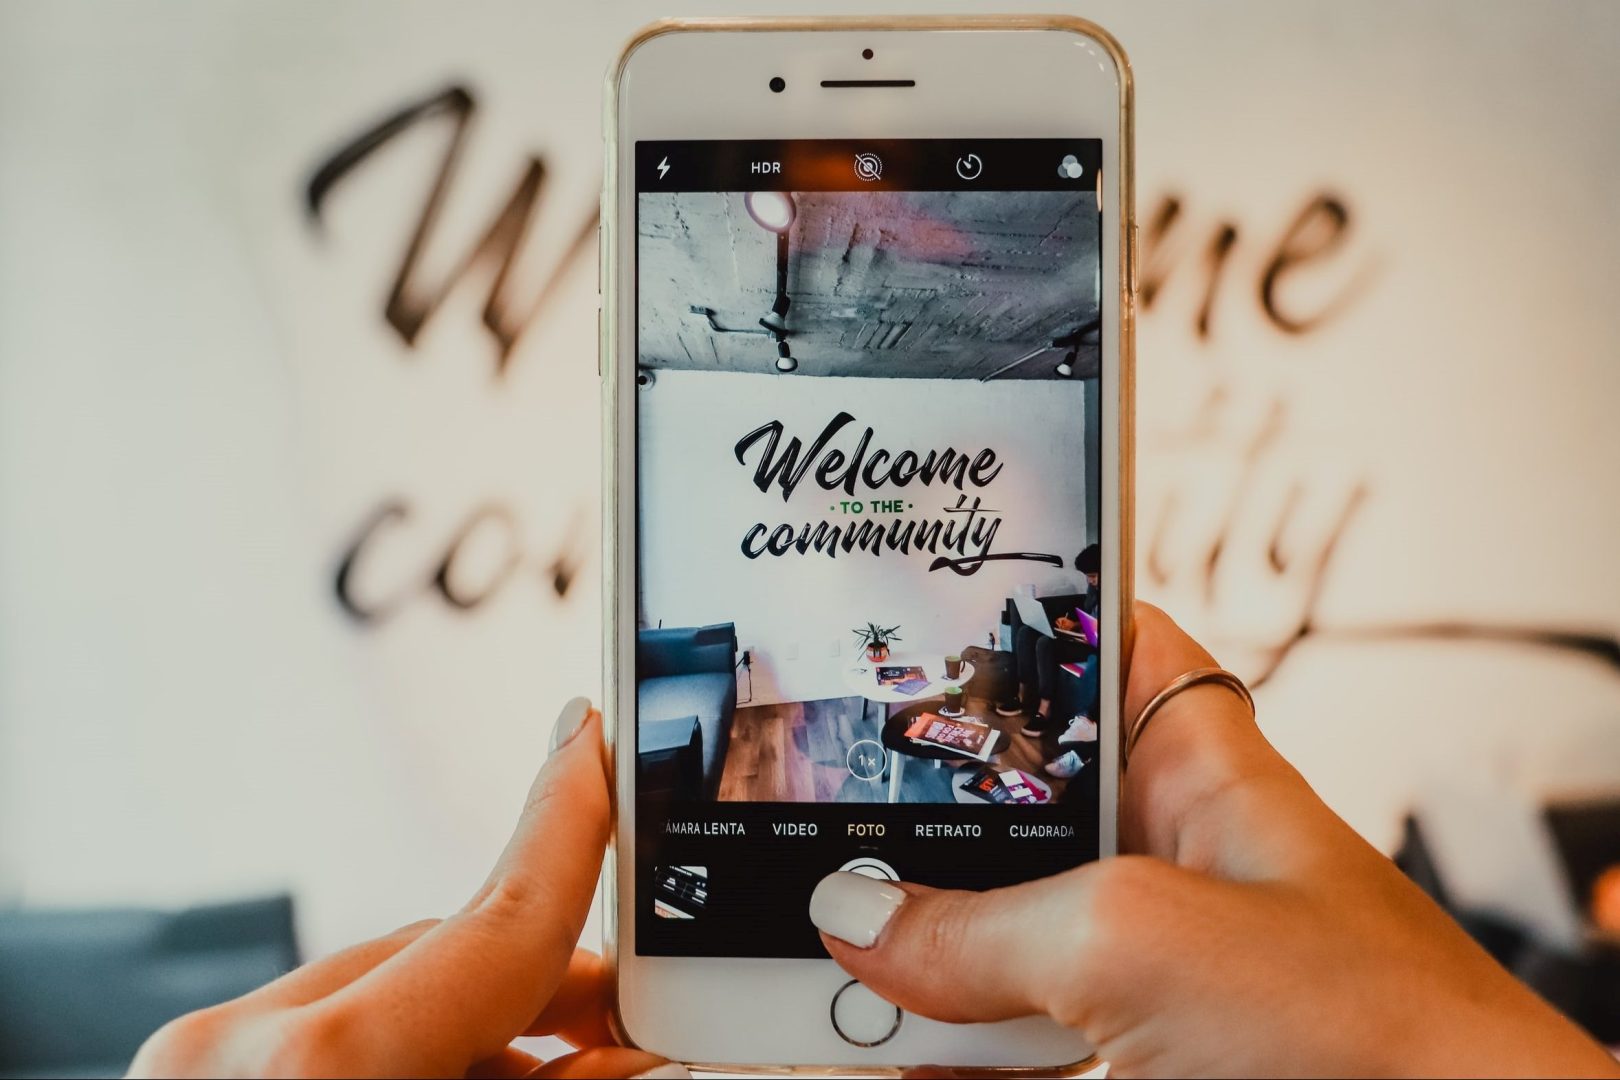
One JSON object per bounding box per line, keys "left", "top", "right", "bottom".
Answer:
{"left": 599, "top": 15, "right": 1136, "bottom": 1076}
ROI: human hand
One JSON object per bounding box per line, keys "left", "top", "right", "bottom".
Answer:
{"left": 128, "top": 698, "right": 685, "bottom": 1080}
{"left": 810, "top": 605, "right": 1620, "bottom": 1078}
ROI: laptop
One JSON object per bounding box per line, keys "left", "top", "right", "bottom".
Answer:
{"left": 1011, "top": 591, "right": 1057, "bottom": 637}
{"left": 1013, "top": 591, "right": 1099, "bottom": 648}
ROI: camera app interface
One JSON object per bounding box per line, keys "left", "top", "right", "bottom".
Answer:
{"left": 633, "top": 139, "right": 1104, "bottom": 957}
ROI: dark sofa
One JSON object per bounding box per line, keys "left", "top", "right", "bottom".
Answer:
{"left": 636, "top": 622, "right": 738, "bottom": 799}
{"left": 0, "top": 895, "right": 298, "bottom": 1078}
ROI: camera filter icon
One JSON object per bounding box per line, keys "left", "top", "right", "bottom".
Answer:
{"left": 1057, "top": 154, "right": 1085, "bottom": 180}
{"left": 853, "top": 152, "right": 883, "bottom": 181}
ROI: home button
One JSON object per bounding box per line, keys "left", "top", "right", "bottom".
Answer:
{"left": 830, "top": 979, "right": 903, "bottom": 1047}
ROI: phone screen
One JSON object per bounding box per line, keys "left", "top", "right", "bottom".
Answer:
{"left": 632, "top": 139, "right": 1104, "bottom": 957}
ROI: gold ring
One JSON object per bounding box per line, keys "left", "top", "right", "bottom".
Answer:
{"left": 1123, "top": 667, "right": 1254, "bottom": 769}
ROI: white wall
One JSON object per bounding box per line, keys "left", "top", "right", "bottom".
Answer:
{"left": 0, "top": 2, "right": 608, "bottom": 948}
{"left": 638, "top": 370, "right": 1087, "bottom": 705}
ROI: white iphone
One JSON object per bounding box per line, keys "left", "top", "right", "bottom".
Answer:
{"left": 602, "top": 16, "right": 1134, "bottom": 1073}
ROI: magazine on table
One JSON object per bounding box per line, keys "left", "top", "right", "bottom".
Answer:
{"left": 959, "top": 765, "right": 1017, "bottom": 803}
{"left": 876, "top": 665, "right": 927, "bottom": 687}
{"left": 903, "top": 712, "right": 997, "bottom": 760}
{"left": 959, "top": 764, "right": 1049, "bottom": 804}
{"left": 998, "top": 766, "right": 1049, "bottom": 803}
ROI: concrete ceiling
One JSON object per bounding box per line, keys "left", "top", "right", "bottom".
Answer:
{"left": 637, "top": 191, "right": 1101, "bottom": 380}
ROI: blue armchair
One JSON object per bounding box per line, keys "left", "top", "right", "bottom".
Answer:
{"left": 637, "top": 622, "right": 738, "bottom": 799}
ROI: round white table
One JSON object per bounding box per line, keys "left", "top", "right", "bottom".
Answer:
{"left": 841, "top": 652, "right": 976, "bottom": 709}
{"left": 842, "top": 652, "right": 976, "bottom": 801}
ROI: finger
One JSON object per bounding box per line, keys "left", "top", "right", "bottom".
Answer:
{"left": 1123, "top": 604, "right": 1373, "bottom": 883}
{"left": 467, "top": 1045, "right": 545, "bottom": 1078}
{"left": 1122, "top": 602, "right": 1268, "bottom": 861}
{"left": 810, "top": 868, "right": 1097, "bottom": 1024}
{"left": 528, "top": 1047, "right": 688, "bottom": 1079}
{"left": 315, "top": 698, "right": 612, "bottom": 1073}
{"left": 1122, "top": 601, "right": 1223, "bottom": 721}
{"left": 523, "top": 948, "right": 616, "bottom": 1048}
{"left": 812, "top": 860, "right": 1234, "bottom": 1035}
{"left": 228, "top": 919, "right": 441, "bottom": 1012}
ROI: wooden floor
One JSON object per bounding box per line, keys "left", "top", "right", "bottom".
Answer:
{"left": 716, "top": 691, "right": 1069, "bottom": 804}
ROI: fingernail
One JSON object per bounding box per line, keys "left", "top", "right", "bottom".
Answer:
{"left": 549, "top": 696, "right": 593, "bottom": 754}
{"left": 809, "top": 871, "right": 906, "bottom": 949}
{"left": 631, "top": 1065, "right": 692, "bottom": 1079}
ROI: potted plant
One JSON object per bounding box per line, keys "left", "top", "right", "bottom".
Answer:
{"left": 853, "top": 623, "right": 902, "bottom": 662}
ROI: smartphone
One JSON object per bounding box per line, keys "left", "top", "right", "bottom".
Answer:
{"left": 602, "top": 16, "right": 1134, "bottom": 1072}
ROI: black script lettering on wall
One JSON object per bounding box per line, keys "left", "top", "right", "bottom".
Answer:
{"left": 304, "top": 84, "right": 596, "bottom": 624}
{"left": 305, "top": 83, "right": 597, "bottom": 375}
{"left": 733, "top": 415, "right": 1054, "bottom": 576}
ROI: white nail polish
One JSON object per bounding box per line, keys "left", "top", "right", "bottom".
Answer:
{"left": 631, "top": 1064, "right": 692, "bottom": 1079}
{"left": 809, "top": 871, "right": 906, "bottom": 948}
{"left": 549, "top": 696, "right": 593, "bottom": 753}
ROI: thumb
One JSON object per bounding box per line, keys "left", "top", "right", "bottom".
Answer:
{"left": 809, "top": 858, "right": 1203, "bottom": 1028}
{"left": 311, "top": 697, "right": 612, "bottom": 1072}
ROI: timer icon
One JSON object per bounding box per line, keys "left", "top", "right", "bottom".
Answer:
{"left": 954, "top": 152, "right": 983, "bottom": 181}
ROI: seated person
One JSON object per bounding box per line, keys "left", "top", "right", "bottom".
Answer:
{"left": 1044, "top": 659, "right": 1099, "bottom": 779}
{"left": 1047, "top": 545, "right": 1103, "bottom": 777}
{"left": 1075, "top": 543, "right": 1101, "bottom": 617}
{"left": 996, "top": 545, "right": 1102, "bottom": 738}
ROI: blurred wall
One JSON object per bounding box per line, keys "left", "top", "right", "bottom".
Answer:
{"left": 1, "top": 1, "right": 1618, "bottom": 958}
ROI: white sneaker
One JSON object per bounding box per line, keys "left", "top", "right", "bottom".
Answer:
{"left": 1059, "top": 715, "right": 1098, "bottom": 745}
{"left": 1044, "top": 749, "right": 1085, "bottom": 779}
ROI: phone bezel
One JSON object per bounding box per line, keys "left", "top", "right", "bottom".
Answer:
{"left": 602, "top": 16, "right": 1135, "bottom": 1072}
